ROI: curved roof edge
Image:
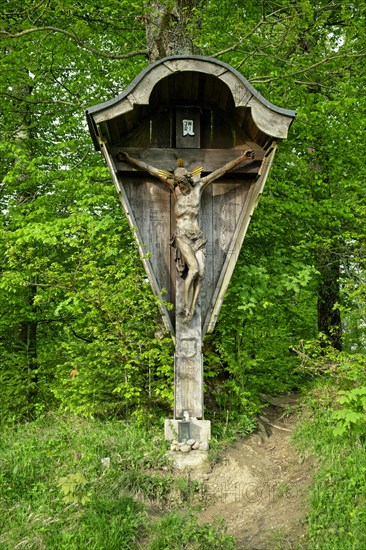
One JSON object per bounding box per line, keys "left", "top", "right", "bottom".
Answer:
{"left": 86, "top": 55, "right": 296, "bottom": 146}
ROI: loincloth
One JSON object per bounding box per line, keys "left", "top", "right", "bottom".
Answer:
{"left": 169, "top": 229, "right": 207, "bottom": 278}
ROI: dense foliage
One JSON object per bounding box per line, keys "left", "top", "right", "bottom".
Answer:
{"left": 1, "top": 0, "right": 365, "bottom": 425}
{"left": 1, "top": 2, "right": 366, "bottom": 548}
{"left": 294, "top": 383, "right": 366, "bottom": 548}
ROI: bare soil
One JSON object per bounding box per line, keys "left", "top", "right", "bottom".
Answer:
{"left": 196, "top": 398, "right": 313, "bottom": 548}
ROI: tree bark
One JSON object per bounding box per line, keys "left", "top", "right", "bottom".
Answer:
{"left": 145, "top": 0, "right": 200, "bottom": 63}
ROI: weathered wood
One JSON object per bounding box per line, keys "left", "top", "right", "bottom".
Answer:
{"left": 99, "top": 143, "right": 174, "bottom": 334}
{"left": 175, "top": 107, "right": 201, "bottom": 148}
{"left": 205, "top": 181, "right": 257, "bottom": 333}
{"left": 174, "top": 278, "right": 203, "bottom": 418}
{"left": 219, "top": 70, "right": 253, "bottom": 108}
{"left": 201, "top": 109, "right": 212, "bottom": 148}
{"left": 123, "top": 176, "right": 174, "bottom": 321}
{"left": 249, "top": 96, "right": 294, "bottom": 140}
{"left": 204, "top": 144, "right": 279, "bottom": 334}
{"left": 212, "top": 111, "right": 233, "bottom": 148}
{"left": 151, "top": 109, "right": 172, "bottom": 147}
{"left": 209, "top": 181, "right": 241, "bottom": 321}
{"left": 87, "top": 56, "right": 296, "bottom": 152}
{"left": 117, "top": 117, "right": 150, "bottom": 148}
{"left": 164, "top": 58, "right": 226, "bottom": 78}
{"left": 112, "top": 147, "right": 263, "bottom": 174}
{"left": 113, "top": 153, "right": 259, "bottom": 336}
{"left": 199, "top": 186, "right": 213, "bottom": 320}
{"left": 86, "top": 56, "right": 296, "bottom": 434}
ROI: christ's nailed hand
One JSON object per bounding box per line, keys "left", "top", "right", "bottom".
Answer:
{"left": 245, "top": 149, "right": 255, "bottom": 160}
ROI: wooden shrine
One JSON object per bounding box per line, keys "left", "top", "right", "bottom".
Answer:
{"left": 86, "top": 55, "right": 296, "bottom": 442}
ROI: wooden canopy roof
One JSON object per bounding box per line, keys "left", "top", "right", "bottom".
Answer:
{"left": 86, "top": 55, "right": 296, "bottom": 151}
{"left": 86, "top": 56, "right": 296, "bottom": 338}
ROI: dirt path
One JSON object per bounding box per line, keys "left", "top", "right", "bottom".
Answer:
{"left": 197, "top": 400, "right": 313, "bottom": 548}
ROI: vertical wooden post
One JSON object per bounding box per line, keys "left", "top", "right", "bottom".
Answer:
{"left": 173, "top": 105, "right": 204, "bottom": 420}
{"left": 174, "top": 275, "right": 203, "bottom": 419}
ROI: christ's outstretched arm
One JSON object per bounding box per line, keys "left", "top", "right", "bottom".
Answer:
{"left": 118, "top": 151, "right": 174, "bottom": 191}
{"left": 199, "top": 149, "right": 255, "bottom": 191}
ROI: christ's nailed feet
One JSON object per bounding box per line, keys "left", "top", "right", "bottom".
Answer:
{"left": 183, "top": 309, "right": 193, "bottom": 323}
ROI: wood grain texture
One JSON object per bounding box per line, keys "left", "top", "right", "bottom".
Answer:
{"left": 112, "top": 147, "right": 263, "bottom": 174}
{"left": 174, "top": 276, "right": 203, "bottom": 419}
{"left": 204, "top": 145, "right": 279, "bottom": 333}
{"left": 101, "top": 145, "right": 174, "bottom": 334}
{"left": 123, "top": 176, "right": 174, "bottom": 325}
{"left": 107, "top": 145, "right": 267, "bottom": 337}
{"left": 87, "top": 56, "right": 295, "bottom": 152}
{"left": 200, "top": 185, "right": 213, "bottom": 323}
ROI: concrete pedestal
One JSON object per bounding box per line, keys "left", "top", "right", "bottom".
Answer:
{"left": 164, "top": 418, "right": 211, "bottom": 443}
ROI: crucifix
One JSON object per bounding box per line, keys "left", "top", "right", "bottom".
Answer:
{"left": 86, "top": 54, "right": 296, "bottom": 449}
{"left": 118, "top": 149, "right": 255, "bottom": 442}
{"left": 118, "top": 149, "right": 255, "bottom": 323}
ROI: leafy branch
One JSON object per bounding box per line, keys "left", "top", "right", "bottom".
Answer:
{"left": 0, "top": 91, "right": 81, "bottom": 108}
{"left": 1, "top": 0, "right": 49, "bottom": 18}
{"left": 210, "top": 4, "right": 310, "bottom": 60}
{"left": 0, "top": 26, "right": 147, "bottom": 60}
{"left": 249, "top": 49, "right": 366, "bottom": 83}
{"left": 211, "top": 14, "right": 269, "bottom": 58}
{"left": 212, "top": 40, "right": 366, "bottom": 84}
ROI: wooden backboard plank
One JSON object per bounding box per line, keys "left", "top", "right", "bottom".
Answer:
{"left": 204, "top": 145, "right": 279, "bottom": 334}
{"left": 200, "top": 185, "right": 213, "bottom": 323}
{"left": 101, "top": 145, "right": 174, "bottom": 334}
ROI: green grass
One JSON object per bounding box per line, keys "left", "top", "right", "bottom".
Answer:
{"left": 147, "top": 512, "right": 235, "bottom": 549}
{"left": 8, "top": 384, "right": 366, "bottom": 549}
{"left": 0, "top": 414, "right": 234, "bottom": 549}
{"left": 293, "top": 383, "right": 366, "bottom": 549}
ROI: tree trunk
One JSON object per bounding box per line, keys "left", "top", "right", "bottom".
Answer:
{"left": 14, "top": 317, "right": 38, "bottom": 374}
{"left": 12, "top": 70, "right": 39, "bottom": 382}
{"left": 145, "top": 0, "right": 200, "bottom": 63}
{"left": 317, "top": 249, "right": 342, "bottom": 351}
{"left": 307, "top": 145, "right": 343, "bottom": 352}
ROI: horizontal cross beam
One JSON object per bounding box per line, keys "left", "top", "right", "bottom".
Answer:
{"left": 111, "top": 147, "right": 263, "bottom": 176}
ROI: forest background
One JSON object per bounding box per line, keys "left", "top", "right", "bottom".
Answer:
{"left": 1, "top": 0, "right": 365, "bottom": 424}
{"left": 0, "top": 1, "right": 366, "bottom": 546}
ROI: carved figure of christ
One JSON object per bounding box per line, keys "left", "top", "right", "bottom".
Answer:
{"left": 119, "top": 149, "right": 255, "bottom": 322}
